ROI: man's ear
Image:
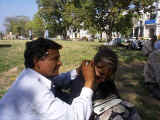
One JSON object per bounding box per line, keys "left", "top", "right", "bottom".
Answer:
{"left": 33, "top": 57, "right": 40, "bottom": 69}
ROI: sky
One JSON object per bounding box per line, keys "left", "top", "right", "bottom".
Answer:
{"left": 0, "top": 0, "right": 38, "bottom": 32}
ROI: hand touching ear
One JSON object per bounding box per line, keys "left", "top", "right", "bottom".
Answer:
{"left": 81, "top": 60, "right": 95, "bottom": 89}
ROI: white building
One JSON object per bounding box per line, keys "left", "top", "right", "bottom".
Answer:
{"left": 132, "top": 1, "right": 160, "bottom": 39}
{"left": 66, "top": 27, "right": 121, "bottom": 41}
{"left": 67, "top": 28, "right": 92, "bottom": 40}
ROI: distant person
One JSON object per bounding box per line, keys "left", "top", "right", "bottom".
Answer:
{"left": 0, "top": 32, "right": 3, "bottom": 40}
{"left": 142, "top": 36, "right": 157, "bottom": 56}
{"left": 28, "top": 30, "right": 32, "bottom": 40}
{"left": 131, "top": 40, "right": 136, "bottom": 49}
{"left": 57, "top": 46, "right": 141, "bottom": 120}
{"left": 44, "top": 29, "right": 49, "bottom": 39}
{"left": 137, "top": 40, "right": 143, "bottom": 50}
{"left": 0, "top": 37, "right": 95, "bottom": 120}
{"left": 154, "top": 40, "right": 160, "bottom": 50}
{"left": 116, "top": 37, "right": 121, "bottom": 46}
{"left": 154, "top": 35, "right": 160, "bottom": 50}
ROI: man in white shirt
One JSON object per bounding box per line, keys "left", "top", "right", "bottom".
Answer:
{"left": 0, "top": 37, "right": 95, "bottom": 120}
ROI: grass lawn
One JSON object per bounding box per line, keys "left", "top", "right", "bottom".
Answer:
{"left": 0, "top": 40, "right": 160, "bottom": 120}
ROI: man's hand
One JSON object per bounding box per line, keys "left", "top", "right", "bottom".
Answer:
{"left": 81, "top": 60, "right": 95, "bottom": 89}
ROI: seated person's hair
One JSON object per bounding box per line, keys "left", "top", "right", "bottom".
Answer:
{"left": 71, "top": 46, "right": 120, "bottom": 101}
{"left": 94, "top": 46, "right": 118, "bottom": 75}
{"left": 93, "top": 46, "right": 119, "bottom": 99}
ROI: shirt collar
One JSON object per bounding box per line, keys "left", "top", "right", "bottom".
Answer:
{"left": 25, "top": 68, "right": 52, "bottom": 89}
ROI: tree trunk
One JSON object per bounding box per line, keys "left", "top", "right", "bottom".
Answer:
{"left": 62, "top": 28, "right": 67, "bottom": 40}
{"left": 106, "top": 30, "right": 112, "bottom": 42}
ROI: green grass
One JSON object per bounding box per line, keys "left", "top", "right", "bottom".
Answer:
{"left": 0, "top": 40, "right": 26, "bottom": 72}
{"left": 0, "top": 40, "right": 159, "bottom": 120}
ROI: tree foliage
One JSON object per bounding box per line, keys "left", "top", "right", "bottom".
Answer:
{"left": 26, "top": 13, "right": 45, "bottom": 37}
{"left": 89, "top": 0, "right": 155, "bottom": 40}
{"left": 4, "top": 16, "right": 30, "bottom": 36}
{"left": 35, "top": 0, "right": 155, "bottom": 40}
{"left": 36, "top": 0, "right": 68, "bottom": 37}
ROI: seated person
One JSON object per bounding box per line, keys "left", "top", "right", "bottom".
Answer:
{"left": 54, "top": 46, "right": 141, "bottom": 120}
{"left": 144, "top": 49, "right": 160, "bottom": 100}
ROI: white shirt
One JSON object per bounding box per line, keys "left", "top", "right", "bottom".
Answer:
{"left": 0, "top": 68, "right": 93, "bottom": 120}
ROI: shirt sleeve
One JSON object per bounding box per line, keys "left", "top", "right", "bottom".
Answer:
{"left": 52, "top": 69, "right": 78, "bottom": 88}
{"left": 35, "top": 86, "right": 93, "bottom": 120}
{"left": 71, "top": 87, "right": 93, "bottom": 120}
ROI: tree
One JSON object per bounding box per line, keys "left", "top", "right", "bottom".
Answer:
{"left": 36, "top": 0, "right": 69, "bottom": 38}
{"left": 111, "top": 11, "right": 134, "bottom": 38}
{"left": 36, "top": 0, "right": 155, "bottom": 41}
{"left": 26, "top": 13, "right": 45, "bottom": 38}
{"left": 4, "top": 16, "right": 30, "bottom": 37}
{"left": 36, "top": 0, "right": 94, "bottom": 38}
{"left": 95, "top": 1, "right": 126, "bottom": 40}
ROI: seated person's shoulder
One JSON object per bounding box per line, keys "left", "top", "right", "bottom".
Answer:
{"left": 98, "top": 100, "right": 141, "bottom": 120}
{"left": 111, "top": 100, "right": 136, "bottom": 114}
{"left": 120, "top": 100, "right": 135, "bottom": 108}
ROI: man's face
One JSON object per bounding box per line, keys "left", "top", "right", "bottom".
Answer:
{"left": 95, "top": 60, "right": 112, "bottom": 83}
{"left": 34, "top": 49, "right": 62, "bottom": 77}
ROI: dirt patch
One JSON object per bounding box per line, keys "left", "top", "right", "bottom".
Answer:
{"left": 0, "top": 67, "right": 20, "bottom": 94}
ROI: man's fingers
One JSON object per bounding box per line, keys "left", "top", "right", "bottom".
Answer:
{"left": 85, "top": 61, "right": 89, "bottom": 66}
{"left": 90, "top": 60, "right": 94, "bottom": 67}
{"left": 82, "top": 60, "right": 91, "bottom": 66}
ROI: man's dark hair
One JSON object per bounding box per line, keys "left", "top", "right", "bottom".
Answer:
{"left": 94, "top": 46, "right": 118, "bottom": 74}
{"left": 24, "top": 37, "right": 62, "bottom": 68}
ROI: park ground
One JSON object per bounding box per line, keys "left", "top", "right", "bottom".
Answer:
{"left": 0, "top": 40, "right": 160, "bottom": 120}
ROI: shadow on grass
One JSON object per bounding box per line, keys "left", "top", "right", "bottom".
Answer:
{"left": 116, "top": 58, "right": 160, "bottom": 120}
{"left": 135, "top": 96, "right": 160, "bottom": 120}
{"left": 0, "top": 44, "right": 12, "bottom": 48}
{"left": 113, "top": 47, "right": 147, "bottom": 63}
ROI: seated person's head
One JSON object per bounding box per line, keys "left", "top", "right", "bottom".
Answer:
{"left": 24, "top": 37, "right": 62, "bottom": 77}
{"left": 93, "top": 46, "right": 119, "bottom": 98}
{"left": 94, "top": 46, "right": 118, "bottom": 83}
